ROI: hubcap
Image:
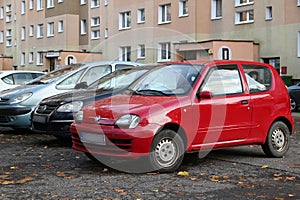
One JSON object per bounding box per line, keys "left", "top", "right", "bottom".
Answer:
{"left": 155, "top": 138, "right": 177, "bottom": 167}
{"left": 290, "top": 99, "right": 296, "bottom": 110}
{"left": 271, "top": 129, "right": 286, "bottom": 151}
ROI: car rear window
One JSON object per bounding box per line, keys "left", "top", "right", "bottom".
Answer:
{"left": 242, "top": 65, "right": 272, "bottom": 93}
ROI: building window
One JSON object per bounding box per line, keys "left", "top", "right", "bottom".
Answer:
{"left": 58, "top": 20, "right": 64, "bottom": 32}
{"left": 119, "top": 46, "right": 131, "bottom": 61}
{"left": 21, "top": 53, "right": 26, "bottom": 66}
{"left": 29, "top": 52, "right": 34, "bottom": 63}
{"left": 21, "top": 1, "right": 26, "bottom": 14}
{"left": 58, "top": 0, "right": 64, "bottom": 3}
{"left": 37, "top": 24, "right": 44, "bottom": 38}
{"left": 211, "top": 0, "right": 222, "bottom": 19}
{"left": 29, "top": 25, "right": 34, "bottom": 37}
{"left": 29, "top": 0, "right": 34, "bottom": 9}
{"left": 104, "top": 28, "right": 108, "bottom": 38}
{"left": 6, "top": 5, "right": 12, "bottom": 13}
{"left": 158, "top": 4, "right": 171, "bottom": 24}
{"left": 80, "top": 0, "right": 87, "bottom": 5}
{"left": 265, "top": 6, "right": 272, "bottom": 20}
{"left": 6, "top": 14, "right": 12, "bottom": 22}
{"left": 91, "top": 17, "right": 100, "bottom": 26}
{"left": 298, "top": 0, "right": 300, "bottom": 6}
{"left": 81, "top": 19, "right": 87, "bottom": 35}
{"left": 158, "top": 42, "right": 171, "bottom": 61}
{"left": 138, "top": 44, "right": 145, "bottom": 59}
{"left": 179, "top": 0, "right": 188, "bottom": 17}
{"left": 21, "top": 27, "right": 26, "bottom": 40}
{"left": 91, "top": 0, "right": 100, "bottom": 8}
{"left": 298, "top": 32, "right": 300, "bottom": 57}
{"left": 104, "top": 0, "right": 108, "bottom": 6}
{"left": 0, "top": 7, "right": 3, "bottom": 19}
{"left": 91, "top": 30, "right": 100, "bottom": 39}
{"left": 119, "top": 11, "right": 131, "bottom": 30}
{"left": 47, "top": 0, "right": 54, "bottom": 8}
{"left": 0, "top": 31, "right": 3, "bottom": 43}
{"left": 37, "top": 0, "right": 44, "bottom": 11}
{"left": 137, "top": 8, "right": 145, "bottom": 23}
{"left": 37, "top": 52, "right": 44, "bottom": 65}
{"left": 47, "top": 22, "right": 54, "bottom": 37}
{"left": 235, "top": 10, "right": 254, "bottom": 24}
{"left": 235, "top": 0, "right": 254, "bottom": 6}
{"left": 6, "top": 39, "right": 12, "bottom": 47}
{"left": 6, "top": 29, "right": 12, "bottom": 37}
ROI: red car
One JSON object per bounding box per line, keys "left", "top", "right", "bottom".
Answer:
{"left": 71, "top": 60, "right": 294, "bottom": 173}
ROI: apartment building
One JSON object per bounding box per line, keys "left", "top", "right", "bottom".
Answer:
{"left": 0, "top": 0, "right": 299, "bottom": 81}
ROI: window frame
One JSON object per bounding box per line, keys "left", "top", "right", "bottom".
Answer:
{"left": 211, "top": 0, "right": 222, "bottom": 20}
{"left": 119, "top": 11, "right": 131, "bottom": 30}
{"left": 81, "top": 19, "right": 87, "bottom": 35}
{"left": 179, "top": 0, "right": 188, "bottom": 17}
{"left": 265, "top": 6, "right": 272, "bottom": 20}
{"left": 137, "top": 8, "right": 145, "bottom": 24}
{"left": 158, "top": 4, "right": 171, "bottom": 24}
{"left": 37, "top": 24, "right": 44, "bottom": 38}
{"left": 119, "top": 46, "right": 131, "bottom": 61}
{"left": 158, "top": 42, "right": 171, "bottom": 62}
{"left": 47, "top": 22, "right": 54, "bottom": 37}
{"left": 235, "top": 10, "right": 254, "bottom": 24}
{"left": 235, "top": 0, "right": 254, "bottom": 7}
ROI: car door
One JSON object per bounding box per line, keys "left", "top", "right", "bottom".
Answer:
{"left": 192, "top": 64, "right": 252, "bottom": 146}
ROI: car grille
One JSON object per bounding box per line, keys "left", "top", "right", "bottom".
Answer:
{"left": 35, "top": 102, "right": 60, "bottom": 114}
{"left": 72, "top": 132, "right": 132, "bottom": 154}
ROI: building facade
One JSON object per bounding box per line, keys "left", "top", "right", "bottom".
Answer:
{"left": 0, "top": 0, "right": 299, "bottom": 81}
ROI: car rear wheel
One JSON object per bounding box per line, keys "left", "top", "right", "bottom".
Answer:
{"left": 149, "top": 129, "right": 185, "bottom": 173}
{"left": 290, "top": 98, "right": 297, "bottom": 111}
{"left": 261, "top": 121, "right": 290, "bottom": 158}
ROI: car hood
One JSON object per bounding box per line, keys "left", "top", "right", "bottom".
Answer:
{"left": 0, "top": 84, "right": 47, "bottom": 99}
{"left": 83, "top": 94, "right": 189, "bottom": 124}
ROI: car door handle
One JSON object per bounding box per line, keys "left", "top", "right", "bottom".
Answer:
{"left": 241, "top": 100, "right": 249, "bottom": 105}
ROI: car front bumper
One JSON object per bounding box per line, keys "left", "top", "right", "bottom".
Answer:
{"left": 71, "top": 122, "right": 160, "bottom": 158}
{"left": 0, "top": 105, "right": 33, "bottom": 128}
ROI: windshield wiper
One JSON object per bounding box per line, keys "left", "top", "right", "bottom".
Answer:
{"left": 134, "top": 89, "right": 171, "bottom": 96}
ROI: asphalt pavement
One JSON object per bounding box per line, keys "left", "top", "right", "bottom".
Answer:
{"left": 0, "top": 113, "right": 299, "bottom": 199}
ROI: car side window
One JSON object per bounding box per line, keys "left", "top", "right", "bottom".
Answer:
{"left": 115, "top": 64, "right": 134, "bottom": 70}
{"left": 201, "top": 65, "right": 243, "bottom": 96}
{"left": 56, "top": 69, "right": 85, "bottom": 90}
{"left": 242, "top": 65, "right": 272, "bottom": 93}
{"left": 13, "top": 73, "right": 33, "bottom": 84}
{"left": 81, "top": 65, "right": 112, "bottom": 86}
{"left": 2, "top": 75, "right": 14, "bottom": 85}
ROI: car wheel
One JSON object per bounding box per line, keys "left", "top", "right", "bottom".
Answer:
{"left": 261, "top": 121, "right": 290, "bottom": 158}
{"left": 149, "top": 129, "right": 185, "bottom": 173}
{"left": 290, "top": 98, "right": 297, "bottom": 111}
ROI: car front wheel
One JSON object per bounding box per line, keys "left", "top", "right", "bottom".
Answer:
{"left": 149, "top": 129, "right": 185, "bottom": 173}
{"left": 261, "top": 121, "right": 290, "bottom": 158}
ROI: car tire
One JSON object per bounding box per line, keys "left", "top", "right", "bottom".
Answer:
{"left": 261, "top": 121, "right": 290, "bottom": 158}
{"left": 149, "top": 129, "right": 185, "bottom": 173}
{"left": 290, "top": 98, "right": 297, "bottom": 111}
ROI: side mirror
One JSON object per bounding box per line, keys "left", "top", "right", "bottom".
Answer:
{"left": 74, "top": 82, "right": 88, "bottom": 89}
{"left": 197, "top": 91, "right": 212, "bottom": 99}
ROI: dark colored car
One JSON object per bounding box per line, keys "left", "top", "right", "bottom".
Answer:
{"left": 288, "top": 83, "right": 300, "bottom": 111}
{"left": 31, "top": 66, "right": 151, "bottom": 139}
{"left": 71, "top": 60, "right": 294, "bottom": 173}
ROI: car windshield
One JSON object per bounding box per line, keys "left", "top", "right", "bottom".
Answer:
{"left": 129, "top": 64, "right": 203, "bottom": 96}
{"left": 27, "top": 63, "right": 85, "bottom": 85}
{"left": 88, "top": 67, "right": 151, "bottom": 91}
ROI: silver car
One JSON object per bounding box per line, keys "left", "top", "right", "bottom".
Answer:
{"left": 0, "top": 61, "right": 142, "bottom": 130}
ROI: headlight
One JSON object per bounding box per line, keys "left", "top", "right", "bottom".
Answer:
{"left": 57, "top": 101, "right": 83, "bottom": 113}
{"left": 74, "top": 110, "right": 83, "bottom": 123}
{"left": 11, "top": 93, "right": 33, "bottom": 104}
{"left": 115, "top": 114, "right": 140, "bottom": 129}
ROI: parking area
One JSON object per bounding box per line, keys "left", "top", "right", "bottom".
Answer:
{"left": 0, "top": 114, "right": 300, "bottom": 199}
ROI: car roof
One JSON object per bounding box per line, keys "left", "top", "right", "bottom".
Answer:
{"left": 0, "top": 70, "right": 45, "bottom": 75}
{"left": 76, "top": 60, "right": 143, "bottom": 67}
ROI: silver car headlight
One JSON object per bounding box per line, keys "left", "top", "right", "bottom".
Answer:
{"left": 11, "top": 93, "right": 33, "bottom": 104}
{"left": 57, "top": 101, "right": 83, "bottom": 113}
{"left": 115, "top": 114, "right": 140, "bottom": 129}
{"left": 74, "top": 110, "right": 83, "bottom": 123}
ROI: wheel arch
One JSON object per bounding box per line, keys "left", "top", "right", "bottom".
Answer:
{"left": 155, "top": 123, "right": 188, "bottom": 150}
{"left": 270, "top": 117, "right": 293, "bottom": 136}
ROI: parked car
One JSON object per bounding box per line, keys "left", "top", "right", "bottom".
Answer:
{"left": 0, "top": 61, "right": 142, "bottom": 130}
{"left": 71, "top": 60, "right": 294, "bottom": 173}
{"left": 31, "top": 66, "right": 152, "bottom": 140}
{"left": 0, "top": 70, "right": 45, "bottom": 92}
{"left": 287, "top": 83, "right": 300, "bottom": 111}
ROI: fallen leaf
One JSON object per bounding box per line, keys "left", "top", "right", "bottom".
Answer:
{"left": 261, "top": 165, "right": 268, "bottom": 169}
{"left": 285, "top": 176, "right": 296, "bottom": 181}
{"left": 10, "top": 166, "right": 18, "bottom": 170}
{"left": 209, "top": 176, "right": 220, "bottom": 182}
{"left": 16, "top": 176, "right": 33, "bottom": 184}
{"left": 1, "top": 180, "right": 15, "bottom": 185}
{"left": 288, "top": 194, "right": 296, "bottom": 197}
{"left": 177, "top": 171, "right": 189, "bottom": 176}
{"left": 190, "top": 177, "right": 197, "bottom": 181}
